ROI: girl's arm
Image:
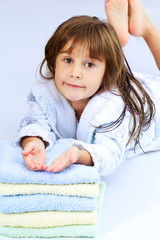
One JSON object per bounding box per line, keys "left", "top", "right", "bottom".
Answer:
{"left": 16, "top": 87, "right": 57, "bottom": 171}
{"left": 45, "top": 114, "right": 130, "bottom": 175}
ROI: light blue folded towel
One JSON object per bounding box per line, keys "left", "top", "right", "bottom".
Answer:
{"left": 0, "top": 139, "right": 100, "bottom": 184}
{"left": 0, "top": 193, "right": 96, "bottom": 213}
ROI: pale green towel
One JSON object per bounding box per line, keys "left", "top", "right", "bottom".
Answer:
{"left": 0, "top": 211, "right": 97, "bottom": 228}
{"left": 0, "top": 182, "right": 99, "bottom": 197}
{"left": 0, "top": 182, "right": 105, "bottom": 238}
{"left": 0, "top": 224, "right": 98, "bottom": 238}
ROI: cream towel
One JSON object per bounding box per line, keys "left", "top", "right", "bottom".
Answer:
{"left": 0, "top": 182, "right": 99, "bottom": 197}
{"left": 0, "top": 210, "right": 97, "bottom": 228}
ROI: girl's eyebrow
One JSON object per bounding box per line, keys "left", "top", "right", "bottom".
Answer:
{"left": 59, "top": 51, "right": 97, "bottom": 60}
{"left": 59, "top": 51, "right": 69, "bottom": 54}
{"left": 59, "top": 49, "right": 73, "bottom": 54}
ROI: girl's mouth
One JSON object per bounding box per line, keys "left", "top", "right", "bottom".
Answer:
{"left": 65, "top": 83, "right": 84, "bottom": 88}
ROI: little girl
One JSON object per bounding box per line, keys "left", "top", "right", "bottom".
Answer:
{"left": 16, "top": 0, "right": 160, "bottom": 176}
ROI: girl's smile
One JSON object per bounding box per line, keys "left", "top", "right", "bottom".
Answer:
{"left": 64, "top": 83, "right": 85, "bottom": 89}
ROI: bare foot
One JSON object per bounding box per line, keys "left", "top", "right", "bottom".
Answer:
{"left": 128, "top": 0, "right": 151, "bottom": 38}
{"left": 128, "top": 0, "right": 160, "bottom": 70}
{"left": 105, "top": 0, "right": 129, "bottom": 47}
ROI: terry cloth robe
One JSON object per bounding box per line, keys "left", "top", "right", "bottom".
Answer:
{"left": 15, "top": 73, "right": 160, "bottom": 176}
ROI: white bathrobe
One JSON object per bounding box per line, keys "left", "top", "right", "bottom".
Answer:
{"left": 15, "top": 73, "right": 160, "bottom": 176}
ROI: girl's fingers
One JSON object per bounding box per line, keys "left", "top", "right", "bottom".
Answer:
{"left": 23, "top": 156, "right": 35, "bottom": 170}
{"left": 23, "top": 155, "right": 45, "bottom": 171}
{"left": 46, "top": 156, "right": 71, "bottom": 173}
{"left": 46, "top": 148, "right": 79, "bottom": 173}
{"left": 21, "top": 147, "right": 35, "bottom": 156}
{"left": 22, "top": 142, "right": 46, "bottom": 171}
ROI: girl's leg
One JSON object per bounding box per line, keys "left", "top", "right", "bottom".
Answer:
{"left": 105, "top": 0, "right": 160, "bottom": 70}
{"left": 128, "top": 0, "right": 160, "bottom": 70}
{"left": 104, "top": 0, "right": 129, "bottom": 47}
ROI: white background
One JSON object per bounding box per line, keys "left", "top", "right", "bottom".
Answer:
{"left": 0, "top": 1, "right": 160, "bottom": 239}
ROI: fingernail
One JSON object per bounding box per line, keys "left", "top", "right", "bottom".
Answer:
{"left": 41, "top": 165, "right": 46, "bottom": 170}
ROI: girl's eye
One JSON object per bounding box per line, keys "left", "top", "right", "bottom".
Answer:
{"left": 64, "top": 58, "right": 72, "bottom": 63}
{"left": 85, "top": 62, "right": 95, "bottom": 68}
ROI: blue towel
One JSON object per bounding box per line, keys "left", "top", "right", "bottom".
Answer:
{"left": 0, "top": 139, "right": 100, "bottom": 184}
{"left": 0, "top": 193, "right": 96, "bottom": 213}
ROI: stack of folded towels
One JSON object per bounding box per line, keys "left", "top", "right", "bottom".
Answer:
{"left": 0, "top": 139, "right": 105, "bottom": 238}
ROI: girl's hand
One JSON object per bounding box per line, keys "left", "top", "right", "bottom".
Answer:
{"left": 21, "top": 138, "right": 46, "bottom": 171}
{"left": 46, "top": 146, "right": 80, "bottom": 172}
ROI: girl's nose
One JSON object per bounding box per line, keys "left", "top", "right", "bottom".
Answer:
{"left": 70, "top": 72, "right": 82, "bottom": 79}
{"left": 70, "top": 65, "right": 82, "bottom": 79}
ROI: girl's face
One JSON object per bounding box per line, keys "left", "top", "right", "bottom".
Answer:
{"left": 54, "top": 42, "right": 105, "bottom": 109}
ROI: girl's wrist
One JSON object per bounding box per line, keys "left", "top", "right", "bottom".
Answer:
{"left": 77, "top": 149, "right": 93, "bottom": 166}
{"left": 72, "top": 144, "right": 93, "bottom": 166}
{"left": 21, "top": 136, "right": 45, "bottom": 149}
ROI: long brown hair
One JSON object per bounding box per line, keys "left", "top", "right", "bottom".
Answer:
{"left": 40, "top": 15, "right": 155, "bottom": 149}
